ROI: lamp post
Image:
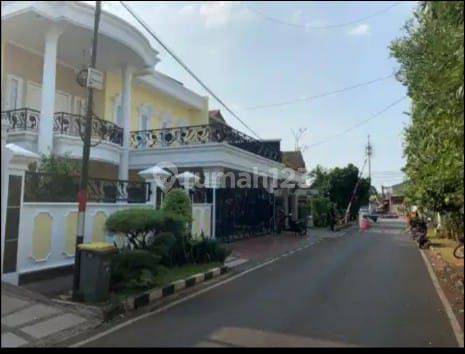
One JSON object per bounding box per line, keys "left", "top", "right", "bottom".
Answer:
{"left": 176, "top": 171, "right": 200, "bottom": 201}
{"left": 138, "top": 165, "right": 171, "bottom": 208}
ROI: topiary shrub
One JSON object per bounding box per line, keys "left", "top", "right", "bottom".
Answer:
{"left": 149, "top": 232, "right": 177, "bottom": 266}
{"left": 161, "top": 188, "right": 193, "bottom": 264}
{"left": 105, "top": 208, "right": 184, "bottom": 250}
{"left": 161, "top": 188, "right": 192, "bottom": 224}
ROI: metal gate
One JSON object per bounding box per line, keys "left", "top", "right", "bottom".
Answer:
{"left": 215, "top": 187, "right": 274, "bottom": 242}
{"left": 3, "top": 175, "right": 22, "bottom": 274}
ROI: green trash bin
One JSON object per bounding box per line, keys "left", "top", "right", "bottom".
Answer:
{"left": 78, "top": 242, "right": 118, "bottom": 303}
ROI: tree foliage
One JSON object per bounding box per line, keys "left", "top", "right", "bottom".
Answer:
{"left": 389, "top": 2, "right": 464, "bottom": 227}
{"left": 310, "top": 164, "right": 371, "bottom": 219}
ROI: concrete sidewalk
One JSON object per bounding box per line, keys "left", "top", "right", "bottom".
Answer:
{"left": 224, "top": 226, "right": 352, "bottom": 270}
{"left": 1, "top": 283, "right": 100, "bottom": 347}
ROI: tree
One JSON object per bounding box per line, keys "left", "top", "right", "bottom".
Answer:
{"left": 310, "top": 164, "right": 371, "bottom": 219}
{"left": 390, "top": 1, "right": 464, "bottom": 237}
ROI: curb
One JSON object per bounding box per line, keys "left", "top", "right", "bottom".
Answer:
{"left": 419, "top": 250, "right": 464, "bottom": 347}
{"left": 113, "top": 265, "right": 229, "bottom": 316}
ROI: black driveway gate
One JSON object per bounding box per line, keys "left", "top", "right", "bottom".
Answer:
{"left": 215, "top": 187, "right": 274, "bottom": 242}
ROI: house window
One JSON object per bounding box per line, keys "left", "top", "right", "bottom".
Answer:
{"left": 74, "top": 97, "right": 86, "bottom": 116}
{"left": 113, "top": 95, "right": 123, "bottom": 127}
{"left": 139, "top": 113, "right": 149, "bottom": 131}
{"left": 26, "top": 82, "right": 41, "bottom": 111}
{"left": 6, "top": 75, "right": 23, "bottom": 110}
{"left": 55, "top": 91, "right": 71, "bottom": 113}
{"left": 161, "top": 112, "right": 173, "bottom": 129}
{"left": 138, "top": 104, "right": 154, "bottom": 131}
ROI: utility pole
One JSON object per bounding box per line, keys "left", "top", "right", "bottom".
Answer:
{"left": 366, "top": 134, "right": 373, "bottom": 181}
{"left": 344, "top": 157, "right": 368, "bottom": 224}
{"left": 72, "top": 1, "right": 102, "bottom": 300}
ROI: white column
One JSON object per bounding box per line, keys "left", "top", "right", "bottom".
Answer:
{"left": 204, "top": 168, "right": 223, "bottom": 239}
{"left": 38, "top": 27, "right": 62, "bottom": 155}
{"left": 118, "top": 65, "right": 134, "bottom": 180}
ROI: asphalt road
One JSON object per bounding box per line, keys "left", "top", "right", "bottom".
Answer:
{"left": 81, "top": 219, "right": 458, "bottom": 347}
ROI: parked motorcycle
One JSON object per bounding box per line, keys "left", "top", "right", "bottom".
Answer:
{"left": 453, "top": 236, "right": 464, "bottom": 259}
{"left": 280, "top": 213, "right": 307, "bottom": 237}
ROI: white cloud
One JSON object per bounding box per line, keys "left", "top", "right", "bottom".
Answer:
{"left": 179, "top": 1, "right": 253, "bottom": 29}
{"left": 199, "top": 2, "right": 234, "bottom": 28}
{"left": 348, "top": 23, "right": 371, "bottom": 36}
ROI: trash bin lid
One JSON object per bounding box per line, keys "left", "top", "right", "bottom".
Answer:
{"left": 78, "top": 242, "right": 117, "bottom": 254}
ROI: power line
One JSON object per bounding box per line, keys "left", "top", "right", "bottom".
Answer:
{"left": 308, "top": 96, "right": 407, "bottom": 148}
{"left": 244, "top": 2, "right": 401, "bottom": 30}
{"left": 242, "top": 74, "right": 395, "bottom": 110}
{"left": 119, "top": 1, "right": 262, "bottom": 140}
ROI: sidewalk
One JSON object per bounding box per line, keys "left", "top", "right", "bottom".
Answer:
{"left": 224, "top": 226, "right": 352, "bottom": 270}
{"left": 1, "top": 283, "right": 101, "bottom": 348}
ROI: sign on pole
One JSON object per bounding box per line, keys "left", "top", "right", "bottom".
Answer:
{"left": 86, "top": 67, "right": 104, "bottom": 90}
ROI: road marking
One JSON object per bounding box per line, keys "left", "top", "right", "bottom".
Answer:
{"left": 419, "top": 249, "right": 464, "bottom": 347}
{"left": 69, "top": 243, "right": 315, "bottom": 347}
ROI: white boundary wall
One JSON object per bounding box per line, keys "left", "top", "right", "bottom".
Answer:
{"left": 17, "top": 202, "right": 148, "bottom": 276}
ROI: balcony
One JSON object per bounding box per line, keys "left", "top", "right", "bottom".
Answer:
{"left": 2, "top": 108, "right": 124, "bottom": 165}
{"left": 2, "top": 108, "right": 123, "bottom": 146}
{"left": 130, "top": 123, "right": 282, "bottom": 162}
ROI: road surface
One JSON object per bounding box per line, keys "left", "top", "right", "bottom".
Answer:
{"left": 79, "top": 219, "right": 457, "bottom": 347}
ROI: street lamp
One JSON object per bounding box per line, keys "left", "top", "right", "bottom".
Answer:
{"left": 176, "top": 171, "right": 200, "bottom": 197}
{"left": 138, "top": 165, "right": 171, "bottom": 208}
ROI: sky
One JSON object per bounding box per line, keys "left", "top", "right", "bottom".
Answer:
{"left": 98, "top": 1, "right": 418, "bottom": 191}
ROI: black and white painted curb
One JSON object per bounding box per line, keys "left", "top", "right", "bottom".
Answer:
{"left": 120, "top": 266, "right": 229, "bottom": 313}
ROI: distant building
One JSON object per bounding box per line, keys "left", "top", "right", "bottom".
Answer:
{"left": 381, "top": 181, "right": 408, "bottom": 215}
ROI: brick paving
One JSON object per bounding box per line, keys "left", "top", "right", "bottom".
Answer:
{"left": 224, "top": 227, "right": 352, "bottom": 268}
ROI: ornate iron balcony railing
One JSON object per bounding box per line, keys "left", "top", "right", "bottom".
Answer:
{"left": 24, "top": 171, "right": 151, "bottom": 203}
{"left": 1, "top": 108, "right": 123, "bottom": 146}
{"left": 130, "top": 123, "right": 282, "bottom": 162}
{"left": 54, "top": 112, "right": 124, "bottom": 146}
{"left": 2, "top": 108, "right": 40, "bottom": 132}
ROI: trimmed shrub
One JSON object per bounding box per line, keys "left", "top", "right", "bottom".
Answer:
{"left": 110, "top": 249, "right": 161, "bottom": 291}
{"left": 149, "top": 232, "right": 177, "bottom": 266}
{"left": 190, "top": 237, "right": 231, "bottom": 264}
{"left": 105, "top": 208, "right": 184, "bottom": 250}
{"left": 161, "top": 188, "right": 192, "bottom": 224}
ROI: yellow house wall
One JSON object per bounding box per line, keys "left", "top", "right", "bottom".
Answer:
{"left": 3, "top": 43, "right": 106, "bottom": 118}
{"left": 3, "top": 43, "right": 207, "bottom": 129}
{"left": 104, "top": 72, "right": 208, "bottom": 130}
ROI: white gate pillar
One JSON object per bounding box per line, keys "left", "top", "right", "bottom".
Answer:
{"left": 203, "top": 168, "right": 223, "bottom": 239}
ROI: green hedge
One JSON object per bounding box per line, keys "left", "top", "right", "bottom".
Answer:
{"left": 311, "top": 197, "right": 333, "bottom": 227}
